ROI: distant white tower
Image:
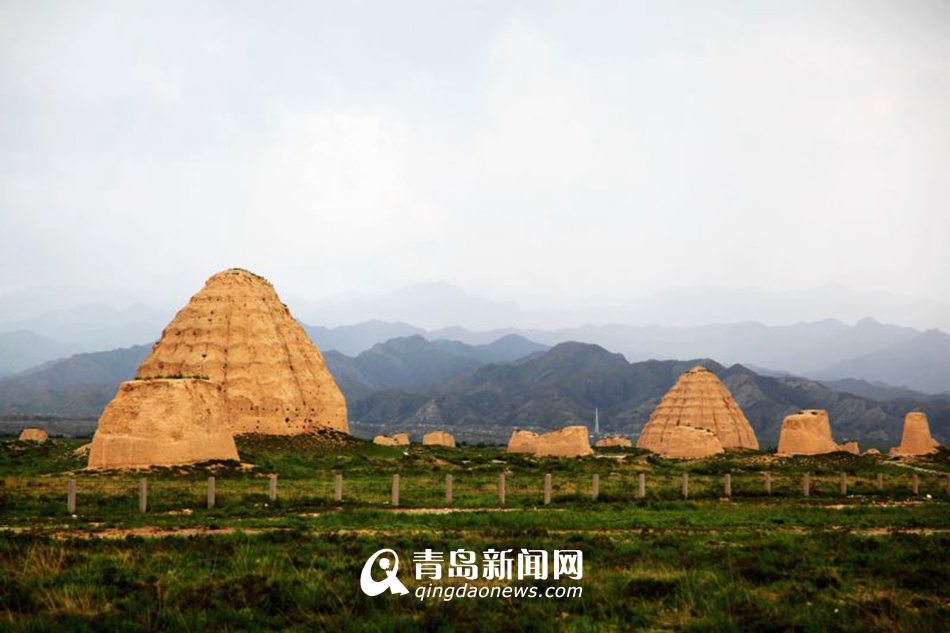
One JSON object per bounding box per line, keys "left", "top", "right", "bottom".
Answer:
{"left": 594, "top": 408, "right": 600, "bottom": 436}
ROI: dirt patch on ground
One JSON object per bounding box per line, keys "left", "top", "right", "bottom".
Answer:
{"left": 891, "top": 462, "right": 949, "bottom": 475}
{"left": 329, "top": 526, "right": 950, "bottom": 538}
{"left": 821, "top": 500, "right": 931, "bottom": 510}
{"left": 0, "top": 526, "right": 283, "bottom": 539}
{"left": 48, "top": 526, "right": 286, "bottom": 539}
{"left": 383, "top": 507, "right": 524, "bottom": 514}
{"left": 855, "top": 527, "right": 949, "bottom": 536}
{"left": 5, "top": 520, "right": 948, "bottom": 539}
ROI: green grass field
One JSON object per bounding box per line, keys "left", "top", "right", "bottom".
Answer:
{"left": 1, "top": 437, "right": 949, "bottom": 631}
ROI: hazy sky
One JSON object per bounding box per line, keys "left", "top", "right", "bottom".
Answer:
{"left": 1, "top": 1, "right": 948, "bottom": 309}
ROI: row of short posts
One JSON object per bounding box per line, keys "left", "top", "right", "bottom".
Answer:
{"left": 388, "top": 470, "right": 934, "bottom": 503}
{"left": 801, "top": 471, "right": 924, "bottom": 497}
{"left": 65, "top": 475, "right": 230, "bottom": 514}
{"left": 63, "top": 471, "right": 950, "bottom": 511}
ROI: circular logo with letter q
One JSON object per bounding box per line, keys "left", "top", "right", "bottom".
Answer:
{"left": 360, "top": 548, "right": 410, "bottom": 596}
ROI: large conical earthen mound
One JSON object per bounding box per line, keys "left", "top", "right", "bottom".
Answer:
{"left": 636, "top": 365, "right": 758, "bottom": 457}
{"left": 135, "top": 269, "right": 348, "bottom": 436}
{"left": 88, "top": 269, "right": 347, "bottom": 469}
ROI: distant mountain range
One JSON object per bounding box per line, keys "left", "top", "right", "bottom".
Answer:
{"left": 293, "top": 282, "right": 950, "bottom": 332}
{"left": 0, "top": 330, "right": 79, "bottom": 376}
{"left": 3, "top": 334, "right": 945, "bottom": 449}
{"left": 323, "top": 334, "right": 548, "bottom": 397}
{"left": 0, "top": 302, "right": 166, "bottom": 375}
{"left": 2, "top": 281, "right": 947, "bottom": 393}
{"left": 7, "top": 313, "right": 945, "bottom": 394}
{"left": 817, "top": 378, "right": 942, "bottom": 403}
{"left": 812, "top": 329, "right": 950, "bottom": 394}
{"left": 308, "top": 318, "right": 950, "bottom": 395}
{"left": 340, "top": 339, "right": 949, "bottom": 447}
{"left": 0, "top": 345, "right": 151, "bottom": 417}
{"left": 301, "top": 320, "right": 425, "bottom": 356}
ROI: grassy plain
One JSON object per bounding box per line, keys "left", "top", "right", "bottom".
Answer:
{"left": 1, "top": 437, "right": 949, "bottom": 631}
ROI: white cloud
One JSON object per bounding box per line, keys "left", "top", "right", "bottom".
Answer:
{"left": 248, "top": 111, "right": 393, "bottom": 231}
{"left": 0, "top": 1, "right": 947, "bottom": 315}
{"left": 132, "top": 66, "right": 183, "bottom": 103}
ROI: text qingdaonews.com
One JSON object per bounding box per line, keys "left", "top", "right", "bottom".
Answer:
{"left": 414, "top": 584, "right": 583, "bottom": 601}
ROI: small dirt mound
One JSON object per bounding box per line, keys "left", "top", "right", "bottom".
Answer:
{"left": 18, "top": 427, "right": 48, "bottom": 442}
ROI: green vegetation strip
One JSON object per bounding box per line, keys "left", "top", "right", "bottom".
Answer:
{"left": 2, "top": 438, "right": 949, "bottom": 630}
{"left": 1, "top": 522, "right": 948, "bottom": 630}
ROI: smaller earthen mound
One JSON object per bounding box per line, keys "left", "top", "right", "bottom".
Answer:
{"left": 373, "top": 433, "right": 410, "bottom": 447}
{"left": 508, "top": 426, "right": 594, "bottom": 457}
{"left": 654, "top": 425, "right": 724, "bottom": 459}
{"left": 864, "top": 448, "right": 881, "bottom": 455}
{"left": 534, "top": 426, "right": 593, "bottom": 458}
{"left": 776, "top": 410, "right": 840, "bottom": 456}
{"left": 88, "top": 379, "right": 239, "bottom": 469}
{"left": 595, "top": 436, "right": 632, "bottom": 448}
{"left": 73, "top": 443, "right": 92, "bottom": 458}
{"left": 890, "top": 412, "right": 940, "bottom": 456}
{"left": 422, "top": 430, "right": 456, "bottom": 448}
{"left": 507, "top": 430, "right": 540, "bottom": 454}
{"left": 839, "top": 441, "right": 860, "bottom": 455}
{"left": 507, "top": 427, "right": 593, "bottom": 457}
{"left": 18, "top": 427, "right": 48, "bottom": 442}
